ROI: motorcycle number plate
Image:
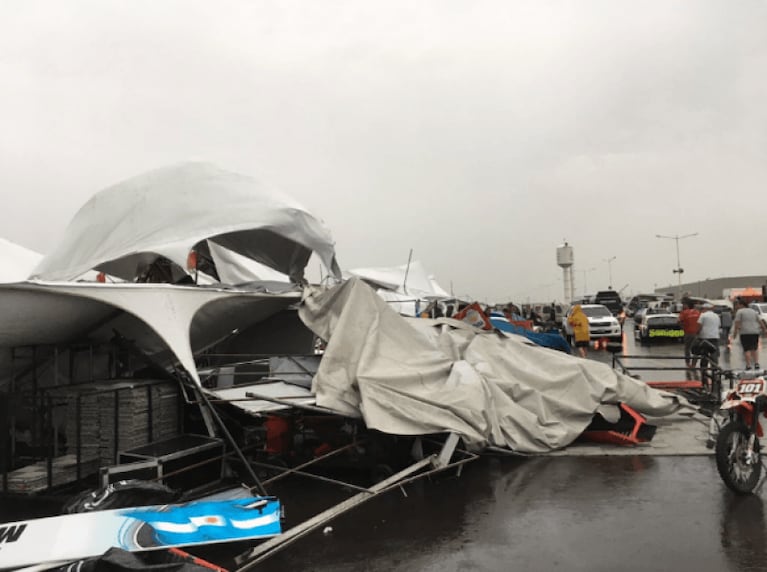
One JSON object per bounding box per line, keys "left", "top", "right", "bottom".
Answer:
{"left": 737, "top": 380, "right": 764, "bottom": 395}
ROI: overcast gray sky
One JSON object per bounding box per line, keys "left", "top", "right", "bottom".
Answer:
{"left": 1, "top": 1, "right": 765, "bottom": 302}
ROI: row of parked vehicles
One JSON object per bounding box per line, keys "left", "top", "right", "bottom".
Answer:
{"left": 558, "top": 291, "right": 767, "bottom": 346}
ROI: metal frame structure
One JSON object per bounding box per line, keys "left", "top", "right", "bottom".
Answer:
{"left": 234, "top": 432, "right": 477, "bottom": 570}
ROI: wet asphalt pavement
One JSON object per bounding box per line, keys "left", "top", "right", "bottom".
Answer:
{"left": 5, "top": 323, "right": 767, "bottom": 571}
{"left": 249, "top": 324, "right": 767, "bottom": 572}
{"left": 255, "top": 456, "right": 765, "bottom": 572}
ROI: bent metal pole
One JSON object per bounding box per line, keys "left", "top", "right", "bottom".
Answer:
{"left": 192, "top": 381, "right": 268, "bottom": 497}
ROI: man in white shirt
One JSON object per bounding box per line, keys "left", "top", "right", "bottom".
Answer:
{"left": 731, "top": 298, "right": 767, "bottom": 369}
{"left": 697, "top": 303, "right": 721, "bottom": 390}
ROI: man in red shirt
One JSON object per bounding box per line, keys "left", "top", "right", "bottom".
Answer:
{"left": 678, "top": 299, "right": 701, "bottom": 368}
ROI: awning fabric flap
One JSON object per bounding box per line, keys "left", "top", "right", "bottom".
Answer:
{"left": 299, "top": 278, "right": 685, "bottom": 453}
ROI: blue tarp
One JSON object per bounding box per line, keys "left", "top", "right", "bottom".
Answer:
{"left": 489, "top": 316, "right": 572, "bottom": 353}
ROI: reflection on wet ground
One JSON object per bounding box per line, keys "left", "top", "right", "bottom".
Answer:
{"left": 250, "top": 325, "right": 766, "bottom": 572}
{"left": 590, "top": 322, "right": 750, "bottom": 382}
{"left": 5, "top": 323, "right": 765, "bottom": 571}
{"left": 254, "top": 456, "right": 764, "bottom": 572}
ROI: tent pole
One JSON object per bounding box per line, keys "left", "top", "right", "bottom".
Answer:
{"left": 194, "top": 384, "right": 268, "bottom": 496}
{"left": 402, "top": 249, "right": 413, "bottom": 295}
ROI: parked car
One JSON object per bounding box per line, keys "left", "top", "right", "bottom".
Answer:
{"left": 562, "top": 304, "right": 622, "bottom": 343}
{"left": 625, "top": 294, "right": 672, "bottom": 317}
{"left": 635, "top": 313, "right": 684, "bottom": 344}
{"left": 594, "top": 290, "right": 623, "bottom": 317}
{"left": 749, "top": 302, "right": 767, "bottom": 327}
{"left": 633, "top": 303, "right": 673, "bottom": 325}
{"left": 532, "top": 302, "right": 566, "bottom": 325}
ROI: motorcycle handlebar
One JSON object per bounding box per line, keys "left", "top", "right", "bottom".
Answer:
{"left": 722, "top": 369, "right": 767, "bottom": 380}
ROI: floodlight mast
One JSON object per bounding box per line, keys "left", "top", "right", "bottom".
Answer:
{"left": 655, "top": 232, "right": 698, "bottom": 297}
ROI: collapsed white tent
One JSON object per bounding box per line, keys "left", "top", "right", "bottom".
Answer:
{"left": 31, "top": 162, "right": 341, "bottom": 284}
{"left": 299, "top": 278, "right": 685, "bottom": 453}
{"left": 207, "top": 241, "right": 291, "bottom": 285}
{"left": 0, "top": 281, "right": 299, "bottom": 386}
{"left": 348, "top": 260, "right": 449, "bottom": 298}
{"left": 347, "top": 260, "right": 449, "bottom": 316}
{"left": 0, "top": 238, "right": 42, "bottom": 283}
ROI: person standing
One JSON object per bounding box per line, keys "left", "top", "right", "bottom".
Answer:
{"left": 696, "top": 303, "right": 721, "bottom": 387}
{"left": 568, "top": 304, "right": 590, "bottom": 358}
{"left": 720, "top": 305, "right": 733, "bottom": 349}
{"left": 678, "top": 299, "right": 701, "bottom": 368}
{"left": 731, "top": 298, "right": 767, "bottom": 369}
{"left": 528, "top": 306, "right": 542, "bottom": 326}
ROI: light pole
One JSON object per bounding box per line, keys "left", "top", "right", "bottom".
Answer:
{"left": 656, "top": 232, "right": 698, "bottom": 297}
{"left": 603, "top": 256, "right": 616, "bottom": 289}
{"left": 581, "top": 267, "right": 597, "bottom": 297}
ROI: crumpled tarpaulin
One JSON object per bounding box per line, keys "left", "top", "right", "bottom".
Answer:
{"left": 298, "top": 277, "right": 686, "bottom": 453}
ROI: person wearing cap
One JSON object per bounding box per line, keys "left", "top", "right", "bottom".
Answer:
{"left": 731, "top": 297, "right": 767, "bottom": 369}
{"left": 696, "top": 303, "right": 721, "bottom": 389}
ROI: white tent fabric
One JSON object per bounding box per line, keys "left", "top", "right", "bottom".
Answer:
{"left": 31, "top": 162, "right": 341, "bottom": 283}
{"left": 348, "top": 260, "right": 449, "bottom": 299}
{"left": 0, "top": 281, "right": 299, "bottom": 390}
{"left": 0, "top": 238, "right": 42, "bottom": 283}
{"left": 347, "top": 260, "right": 449, "bottom": 316}
{"left": 374, "top": 289, "right": 420, "bottom": 317}
{"left": 207, "top": 241, "right": 291, "bottom": 285}
{"left": 299, "top": 278, "right": 686, "bottom": 453}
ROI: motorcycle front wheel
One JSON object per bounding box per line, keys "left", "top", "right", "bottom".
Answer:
{"left": 715, "top": 422, "right": 762, "bottom": 495}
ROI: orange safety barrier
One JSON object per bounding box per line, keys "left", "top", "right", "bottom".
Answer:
{"left": 646, "top": 380, "right": 703, "bottom": 390}
{"left": 580, "top": 403, "right": 657, "bottom": 445}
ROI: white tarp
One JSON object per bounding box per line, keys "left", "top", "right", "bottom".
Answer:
{"left": 375, "top": 289, "right": 420, "bottom": 317}
{"left": 31, "top": 162, "right": 341, "bottom": 284}
{"left": 299, "top": 278, "right": 686, "bottom": 453}
{"left": 207, "top": 241, "right": 291, "bottom": 285}
{"left": 347, "top": 260, "right": 449, "bottom": 316}
{"left": 348, "top": 260, "right": 449, "bottom": 299}
{"left": 0, "top": 238, "right": 42, "bottom": 283}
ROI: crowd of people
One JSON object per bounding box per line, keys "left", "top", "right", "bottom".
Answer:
{"left": 421, "top": 294, "right": 767, "bottom": 369}
{"left": 677, "top": 296, "right": 767, "bottom": 388}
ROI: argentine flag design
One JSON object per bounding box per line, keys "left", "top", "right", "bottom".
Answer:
{"left": 120, "top": 497, "right": 281, "bottom": 548}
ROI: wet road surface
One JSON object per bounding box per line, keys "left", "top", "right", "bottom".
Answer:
{"left": 5, "top": 323, "right": 767, "bottom": 571}
{"left": 249, "top": 325, "right": 767, "bottom": 572}
{"left": 254, "top": 456, "right": 766, "bottom": 572}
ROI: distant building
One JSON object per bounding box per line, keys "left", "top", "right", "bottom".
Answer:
{"left": 655, "top": 275, "right": 767, "bottom": 300}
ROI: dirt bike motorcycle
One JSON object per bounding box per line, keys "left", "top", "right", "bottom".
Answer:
{"left": 713, "top": 369, "right": 767, "bottom": 494}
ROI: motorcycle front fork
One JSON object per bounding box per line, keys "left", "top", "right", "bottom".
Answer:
{"left": 745, "top": 433, "right": 758, "bottom": 465}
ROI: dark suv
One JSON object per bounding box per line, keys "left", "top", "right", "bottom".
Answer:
{"left": 594, "top": 290, "right": 623, "bottom": 317}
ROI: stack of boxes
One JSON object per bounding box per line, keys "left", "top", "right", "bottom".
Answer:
{"left": 62, "top": 379, "right": 180, "bottom": 466}
{"left": 6, "top": 379, "right": 181, "bottom": 493}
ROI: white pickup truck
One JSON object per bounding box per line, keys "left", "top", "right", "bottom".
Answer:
{"left": 562, "top": 304, "right": 622, "bottom": 343}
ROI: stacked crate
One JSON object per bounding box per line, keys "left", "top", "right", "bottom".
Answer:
{"left": 59, "top": 379, "right": 180, "bottom": 469}
{"left": 6, "top": 455, "right": 101, "bottom": 493}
